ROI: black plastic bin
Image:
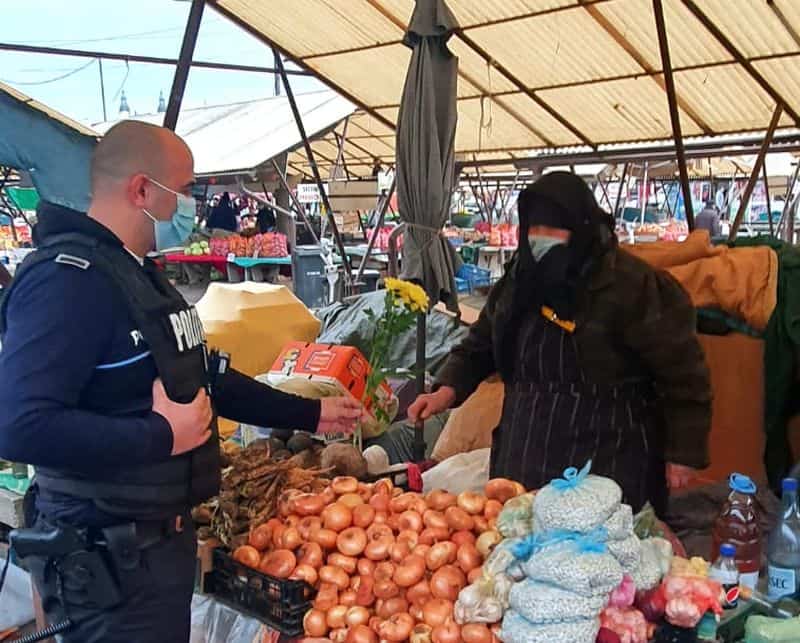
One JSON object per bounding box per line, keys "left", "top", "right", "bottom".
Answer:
{"left": 292, "top": 245, "right": 328, "bottom": 309}
{"left": 203, "top": 548, "right": 314, "bottom": 637}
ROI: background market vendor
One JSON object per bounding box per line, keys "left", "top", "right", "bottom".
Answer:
{"left": 410, "top": 172, "right": 713, "bottom": 513}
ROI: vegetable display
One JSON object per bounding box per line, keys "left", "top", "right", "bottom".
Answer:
{"left": 231, "top": 476, "right": 527, "bottom": 641}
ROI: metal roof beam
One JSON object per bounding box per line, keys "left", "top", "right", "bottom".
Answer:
{"left": 681, "top": 0, "right": 800, "bottom": 127}
{"left": 767, "top": 0, "right": 800, "bottom": 49}
{"left": 164, "top": 0, "right": 205, "bottom": 131}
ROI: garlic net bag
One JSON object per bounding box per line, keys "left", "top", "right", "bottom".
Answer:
{"left": 533, "top": 461, "right": 622, "bottom": 533}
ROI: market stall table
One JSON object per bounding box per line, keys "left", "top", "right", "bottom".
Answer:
{"left": 227, "top": 256, "right": 291, "bottom": 283}
{"left": 163, "top": 253, "right": 231, "bottom": 274}
{"left": 476, "top": 246, "right": 517, "bottom": 281}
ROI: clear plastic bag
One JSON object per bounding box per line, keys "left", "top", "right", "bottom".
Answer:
{"left": 421, "top": 448, "right": 490, "bottom": 495}
{"left": 509, "top": 579, "right": 608, "bottom": 625}
{"left": 630, "top": 538, "right": 673, "bottom": 591}
{"left": 533, "top": 462, "right": 622, "bottom": 533}
{"left": 500, "top": 610, "right": 600, "bottom": 643}
{"left": 521, "top": 541, "right": 623, "bottom": 598}
{"left": 484, "top": 537, "right": 525, "bottom": 578}
{"left": 496, "top": 492, "right": 536, "bottom": 538}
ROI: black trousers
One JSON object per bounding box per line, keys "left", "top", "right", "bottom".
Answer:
{"left": 28, "top": 520, "right": 197, "bottom": 643}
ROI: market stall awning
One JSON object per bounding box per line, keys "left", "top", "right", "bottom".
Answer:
{"left": 211, "top": 0, "right": 800, "bottom": 167}
{"left": 93, "top": 90, "right": 356, "bottom": 180}
{"left": 0, "top": 81, "right": 98, "bottom": 212}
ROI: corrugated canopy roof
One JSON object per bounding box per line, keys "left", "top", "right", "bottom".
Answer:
{"left": 93, "top": 90, "right": 357, "bottom": 178}
{"left": 212, "top": 0, "right": 800, "bottom": 166}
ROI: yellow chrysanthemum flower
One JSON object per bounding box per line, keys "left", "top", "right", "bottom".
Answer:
{"left": 385, "top": 278, "right": 429, "bottom": 312}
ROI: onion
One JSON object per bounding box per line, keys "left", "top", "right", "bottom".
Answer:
{"left": 327, "top": 604, "right": 348, "bottom": 629}
{"left": 483, "top": 499, "right": 503, "bottom": 520}
{"left": 330, "top": 628, "right": 348, "bottom": 643}
{"left": 432, "top": 621, "right": 461, "bottom": 643}
{"left": 304, "top": 608, "right": 329, "bottom": 637}
{"left": 374, "top": 561, "right": 396, "bottom": 582}
{"left": 467, "top": 567, "right": 484, "bottom": 584}
{"left": 457, "top": 491, "right": 487, "bottom": 516}
{"left": 423, "top": 510, "right": 448, "bottom": 530}
{"left": 389, "top": 492, "right": 416, "bottom": 514}
{"left": 357, "top": 557, "right": 375, "bottom": 576}
{"left": 332, "top": 476, "right": 359, "bottom": 495}
{"left": 355, "top": 574, "right": 375, "bottom": 607}
{"left": 328, "top": 552, "right": 358, "bottom": 575}
{"left": 369, "top": 493, "right": 390, "bottom": 512}
{"left": 278, "top": 488, "right": 302, "bottom": 517}
{"left": 372, "top": 478, "right": 394, "bottom": 498}
{"left": 373, "top": 578, "right": 400, "bottom": 599}
{"left": 279, "top": 526, "right": 302, "bottom": 551}
{"left": 472, "top": 516, "right": 490, "bottom": 534}
{"left": 340, "top": 588, "right": 357, "bottom": 606}
{"left": 372, "top": 510, "right": 389, "bottom": 524}
{"left": 352, "top": 504, "right": 376, "bottom": 529}
{"left": 398, "top": 510, "right": 423, "bottom": 533}
{"left": 290, "top": 563, "right": 318, "bottom": 586}
{"left": 451, "top": 530, "right": 476, "bottom": 547}
{"left": 410, "top": 623, "right": 433, "bottom": 643}
{"left": 298, "top": 516, "right": 323, "bottom": 541}
{"left": 312, "top": 528, "right": 339, "bottom": 551}
{"left": 233, "top": 545, "right": 261, "bottom": 569}
{"left": 259, "top": 549, "right": 296, "bottom": 579}
{"left": 376, "top": 596, "right": 409, "bottom": 619}
{"left": 456, "top": 543, "right": 482, "bottom": 574}
{"left": 410, "top": 603, "right": 425, "bottom": 623}
{"left": 390, "top": 540, "right": 413, "bottom": 564}
{"left": 445, "top": 506, "right": 474, "bottom": 532}
{"left": 430, "top": 565, "right": 466, "bottom": 601}
{"left": 397, "top": 530, "right": 419, "bottom": 549}
{"left": 345, "top": 624, "right": 377, "bottom": 643}
{"left": 377, "top": 613, "right": 415, "bottom": 642}
{"left": 323, "top": 503, "right": 353, "bottom": 532}
{"left": 461, "top": 623, "right": 493, "bottom": 643}
{"left": 346, "top": 606, "right": 371, "bottom": 628}
{"left": 319, "top": 565, "right": 350, "bottom": 590}
{"left": 357, "top": 482, "right": 374, "bottom": 501}
{"left": 285, "top": 514, "right": 300, "bottom": 527}
{"left": 292, "top": 493, "right": 326, "bottom": 516}
{"left": 298, "top": 541, "right": 324, "bottom": 568}
{"left": 393, "top": 554, "right": 427, "bottom": 587}
{"left": 320, "top": 485, "right": 337, "bottom": 506}
{"left": 476, "top": 530, "right": 502, "bottom": 558}
{"left": 411, "top": 496, "right": 429, "bottom": 516}
{"left": 366, "top": 523, "right": 393, "bottom": 540}
{"left": 248, "top": 525, "right": 271, "bottom": 551}
{"left": 422, "top": 598, "right": 454, "bottom": 628}
{"left": 338, "top": 492, "right": 365, "bottom": 508}
{"left": 314, "top": 582, "right": 339, "bottom": 611}
{"left": 337, "top": 527, "right": 368, "bottom": 557}
{"left": 415, "top": 544, "right": 431, "bottom": 560}
{"left": 426, "top": 541, "right": 457, "bottom": 571}
{"left": 426, "top": 489, "right": 457, "bottom": 511}
{"left": 365, "top": 535, "right": 394, "bottom": 561}
{"left": 484, "top": 478, "right": 520, "bottom": 504}
{"left": 406, "top": 578, "right": 432, "bottom": 605}
{"left": 419, "top": 527, "right": 450, "bottom": 545}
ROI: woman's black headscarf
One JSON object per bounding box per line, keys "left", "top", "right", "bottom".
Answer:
{"left": 495, "top": 171, "right": 616, "bottom": 378}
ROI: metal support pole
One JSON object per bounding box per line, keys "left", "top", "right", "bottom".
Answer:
{"left": 653, "top": 0, "right": 695, "bottom": 230}
{"left": 639, "top": 162, "right": 649, "bottom": 224}
{"left": 473, "top": 161, "right": 493, "bottom": 222}
{"left": 763, "top": 163, "right": 774, "bottom": 236}
{"left": 164, "top": 0, "right": 205, "bottom": 130}
{"left": 466, "top": 175, "right": 487, "bottom": 221}
{"left": 596, "top": 174, "right": 612, "bottom": 212}
{"left": 331, "top": 116, "right": 350, "bottom": 181}
{"left": 355, "top": 176, "right": 396, "bottom": 287}
{"left": 413, "top": 312, "right": 427, "bottom": 463}
{"left": 777, "top": 162, "right": 800, "bottom": 241}
{"left": 271, "top": 159, "right": 320, "bottom": 246}
{"left": 729, "top": 106, "right": 783, "bottom": 241}
{"left": 98, "top": 58, "right": 107, "bottom": 122}
{"left": 614, "top": 163, "right": 629, "bottom": 220}
{"left": 387, "top": 223, "right": 406, "bottom": 278}
{"left": 274, "top": 50, "right": 281, "bottom": 96}
{"left": 274, "top": 53, "right": 353, "bottom": 290}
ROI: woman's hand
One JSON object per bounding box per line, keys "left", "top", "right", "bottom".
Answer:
{"left": 666, "top": 462, "right": 698, "bottom": 490}
{"left": 408, "top": 387, "right": 457, "bottom": 422}
{"left": 316, "top": 397, "right": 364, "bottom": 434}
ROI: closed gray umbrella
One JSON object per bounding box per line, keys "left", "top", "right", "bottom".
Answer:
{"left": 396, "top": 0, "right": 461, "bottom": 314}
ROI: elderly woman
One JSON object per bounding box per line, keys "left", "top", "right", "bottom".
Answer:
{"left": 410, "top": 172, "right": 712, "bottom": 512}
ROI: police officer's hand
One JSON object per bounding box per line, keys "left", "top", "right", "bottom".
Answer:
{"left": 408, "top": 386, "right": 456, "bottom": 422}
{"left": 316, "top": 397, "right": 365, "bottom": 435}
{"left": 151, "top": 379, "right": 213, "bottom": 455}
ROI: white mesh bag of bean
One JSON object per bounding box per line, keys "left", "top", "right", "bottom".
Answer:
{"left": 608, "top": 534, "right": 643, "bottom": 573}
{"left": 522, "top": 536, "right": 624, "bottom": 597}
{"left": 533, "top": 461, "right": 622, "bottom": 533}
{"left": 500, "top": 610, "right": 600, "bottom": 643}
{"left": 509, "top": 579, "right": 608, "bottom": 625}
{"left": 603, "top": 504, "right": 634, "bottom": 541}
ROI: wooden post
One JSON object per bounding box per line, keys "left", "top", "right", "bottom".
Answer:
{"left": 653, "top": 0, "right": 695, "bottom": 229}
{"left": 729, "top": 106, "right": 783, "bottom": 241}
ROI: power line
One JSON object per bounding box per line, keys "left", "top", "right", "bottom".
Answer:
{"left": 0, "top": 58, "right": 96, "bottom": 86}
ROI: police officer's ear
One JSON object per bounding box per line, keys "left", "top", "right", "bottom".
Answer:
{"left": 129, "top": 174, "right": 154, "bottom": 210}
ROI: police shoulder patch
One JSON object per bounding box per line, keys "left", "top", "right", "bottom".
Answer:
{"left": 54, "top": 253, "right": 91, "bottom": 270}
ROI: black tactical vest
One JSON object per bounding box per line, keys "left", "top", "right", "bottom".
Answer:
{"left": 0, "top": 231, "right": 221, "bottom": 520}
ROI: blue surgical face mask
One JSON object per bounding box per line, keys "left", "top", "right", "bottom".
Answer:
{"left": 142, "top": 177, "right": 196, "bottom": 250}
{"left": 528, "top": 235, "right": 567, "bottom": 262}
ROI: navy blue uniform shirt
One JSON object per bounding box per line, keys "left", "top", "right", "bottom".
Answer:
{"left": 0, "top": 205, "right": 320, "bottom": 525}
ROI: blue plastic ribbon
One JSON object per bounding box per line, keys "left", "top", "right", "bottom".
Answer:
{"left": 729, "top": 472, "right": 757, "bottom": 494}
{"left": 512, "top": 526, "right": 609, "bottom": 559}
{"left": 551, "top": 460, "right": 593, "bottom": 492}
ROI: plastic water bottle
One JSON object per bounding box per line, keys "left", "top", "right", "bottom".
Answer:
{"left": 767, "top": 477, "right": 800, "bottom": 600}
{"left": 711, "top": 473, "right": 762, "bottom": 590}
{"left": 709, "top": 542, "right": 740, "bottom": 609}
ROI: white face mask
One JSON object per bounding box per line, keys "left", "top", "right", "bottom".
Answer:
{"left": 527, "top": 235, "right": 567, "bottom": 262}
{"left": 142, "top": 177, "right": 196, "bottom": 250}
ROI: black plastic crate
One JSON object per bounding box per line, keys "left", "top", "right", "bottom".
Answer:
{"left": 204, "top": 548, "right": 314, "bottom": 637}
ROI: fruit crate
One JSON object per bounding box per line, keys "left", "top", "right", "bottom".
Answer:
{"left": 203, "top": 548, "right": 314, "bottom": 637}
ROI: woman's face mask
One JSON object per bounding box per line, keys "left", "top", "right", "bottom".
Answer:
{"left": 527, "top": 226, "right": 571, "bottom": 262}
{"left": 142, "top": 177, "right": 196, "bottom": 250}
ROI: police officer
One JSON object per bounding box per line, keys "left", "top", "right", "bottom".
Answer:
{"left": 0, "top": 121, "right": 362, "bottom": 642}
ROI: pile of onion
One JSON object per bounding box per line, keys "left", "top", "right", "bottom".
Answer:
{"left": 231, "top": 476, "right": 524, "bottom": 642}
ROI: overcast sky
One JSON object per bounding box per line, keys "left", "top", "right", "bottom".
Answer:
{"left": 0, "top": 0, "right": 325, "bottom": 126}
